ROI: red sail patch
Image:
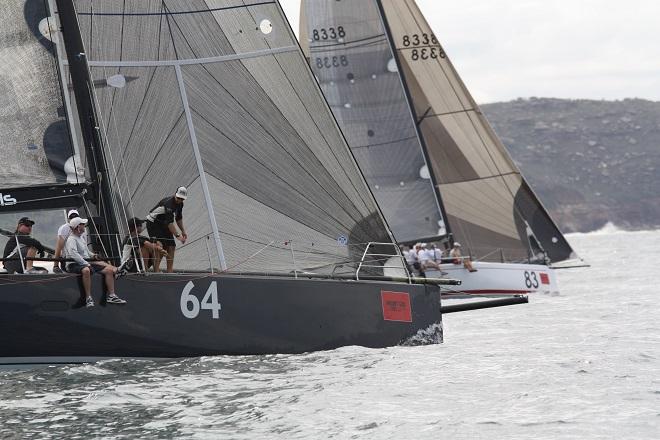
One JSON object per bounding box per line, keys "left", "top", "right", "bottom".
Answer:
{"left": 540, "top": 272, "right": 550, "bottom": 285}
{"left": 381, "top": 291, "right": 412, "bottom": 322}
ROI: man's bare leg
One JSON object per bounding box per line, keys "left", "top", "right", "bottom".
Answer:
{"left": 101, "top": 265, "right": 116, "bottom": 294}
{"left": 81, "top": 267, "right": 92, "bottom": 299}
{"left": 165, "top": 246, "right": 175, "bottom": 273}
{"left": 152, "top": 241, "right": 164, "bottom": 272}
{"left": 25, "top": 247, "right": 37, "bottom": 270}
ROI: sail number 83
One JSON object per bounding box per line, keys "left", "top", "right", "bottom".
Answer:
{"left": 524, "top": 271, "right": 539, "bottom": 289}
{"left": 180, "top": 281, "right": 221, "bottom": 319}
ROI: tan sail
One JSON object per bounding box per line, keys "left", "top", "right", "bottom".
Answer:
{"left": 380, "top": 0, "right": 576, "bottom": 263}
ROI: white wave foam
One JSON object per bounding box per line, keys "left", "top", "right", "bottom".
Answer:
{"left": 566, "top": 221, "right": 647, "bottom": 237}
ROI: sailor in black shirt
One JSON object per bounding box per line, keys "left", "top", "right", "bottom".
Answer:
{"left": 2, "top": 217, "right": 47, "bottom": 274}
{"left": 145, "top": 186, "right": 188, "bottom": 272}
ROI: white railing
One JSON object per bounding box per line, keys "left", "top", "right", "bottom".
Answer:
{"left": 356, "top": 242, "right": 410, "bottom": 283}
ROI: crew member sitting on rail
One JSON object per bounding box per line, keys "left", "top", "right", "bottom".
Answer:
{"left": 419, "top": 243, "right": 443, "bottom": 272}
{"left": 53, "top": 209, "right": 86, "bottom": 273}
{"left": 449, "top": 242, "right": 477, "bottom": 272}
{"left": 65, "top": 217, "right": 126, "bottom": 307}
{"left": 2, "top": 217, "right": 47, "bottom": 274}
{"left": 119, "top": 217, "right": 167, "bottom": 274}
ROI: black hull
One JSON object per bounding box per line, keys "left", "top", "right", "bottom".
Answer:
{"left": 0, "top": 274, "right": 442, "bottom": 363}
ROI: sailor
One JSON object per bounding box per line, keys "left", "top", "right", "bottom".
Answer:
{"left": 145, "top": 186, "right": 188, "bottom": 273}
{"left": 53, "top": 209, "right": 86, "bottom": 273}
{"left": 119, "top": 217, "right": 167, "bottom": 274}
{"left": 419, "top": 243, "right": 442, "bottom": 272}
{"left": 449, "top": 242, "right": 477, "bottom": 272}
{"left": 65, "top": 217, "right": 126, "bottom": 307}
{"left": 2, "top": 217, "right": 47, "bottom": 274}
{"left": 401, "top": 245, "right": 417, "bottom": 275}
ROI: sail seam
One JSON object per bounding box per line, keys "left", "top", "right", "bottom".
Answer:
{"left": 437, "top": 171, "right": 521, "bottom": 186}
{"left": 78, "top": 2, "right": 276, "bottom": 16}
{"left": 80, "top": 46, "right": 297, "bottom": 67}
{"left": 352, "top": 135, "right": 418, "bottom": 150}
{"left": 309, "top": 34, "right": 387, "bottom": 52}
{"left": 418, "top": 108, "right": 477, "bottom": 121}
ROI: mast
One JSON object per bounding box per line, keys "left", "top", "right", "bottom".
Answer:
{"left": 54, "top": 0, "right": 121, "bottom": 263}
{"left": 374, "top": 0, "right": 453, "bottom": 243}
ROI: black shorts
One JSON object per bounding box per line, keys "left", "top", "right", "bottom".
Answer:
{"left": 146, "top": 221, "right": 175, "bottom": 248}
{"left": 4, "top": 259, "right": 24, "bottom": 274}
{"left": 4, "top": 245, "right": 29, "bottom": 274}
{"left": 67, "top": 262, "right": 105, "bottom": 274}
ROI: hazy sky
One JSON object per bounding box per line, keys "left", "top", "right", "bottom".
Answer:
{"left": 279, "top": 0, "right": 660, "bottom": 103}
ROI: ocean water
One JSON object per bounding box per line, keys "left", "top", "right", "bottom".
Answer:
{"left": 1, "top": 227, "right": 658, "bottom": 439}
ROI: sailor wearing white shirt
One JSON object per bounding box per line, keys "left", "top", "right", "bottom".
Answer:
{"left": 419, "top": 243, "right": 442, "bottom": 271}
{"left": 53, "top": 209, "right": 87, "bottom": 272}
{"left": 65, "top": 217, "right": 126, "bottom": 307}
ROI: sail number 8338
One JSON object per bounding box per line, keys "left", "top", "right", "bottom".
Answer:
{"left": 180, "top": 281, "right": 221, "bottom": 319}
{"left": 402, "top": 33, "right": 446, "bottom": 60}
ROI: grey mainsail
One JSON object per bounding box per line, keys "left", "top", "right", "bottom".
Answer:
{"left": 0, "top": 0, "right": 80, "bottom": 187}
{"left": 300, "top": 0, "right": 445, "bottom": 244}
{"left": 302, "top": 0, "right": 579, "bottom": 265}
{"left": 70, "top": 0, "right": 394, "bottom": 274}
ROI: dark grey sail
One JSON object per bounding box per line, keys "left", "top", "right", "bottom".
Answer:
{"left": 71, "top": 0, "right": 394, "bottom": 274}
{"left": 302, "top": 0, "right": 579, "bottom": 265}
{"left": 300, "top": 0, "right": 446, "bottom": 244}
{"left": 0, "top": 0, "right": 82, "bottom": 187}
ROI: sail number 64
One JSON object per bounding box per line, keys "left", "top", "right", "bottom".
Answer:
{"left": 180, "top": 281, "right": 221, "bottom": 319}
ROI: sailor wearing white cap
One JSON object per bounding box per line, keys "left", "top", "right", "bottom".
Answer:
{"left": 54, "top": 208, "right": 87, "bottom": 273}
{"left": 449, "top": 241, "right": 477, "bottom": 272}
{"left": 65, "top": 217, "right": 126, "bottom": 307}
{"left": 145, "top": 186, "right": 189, "bottom": 272}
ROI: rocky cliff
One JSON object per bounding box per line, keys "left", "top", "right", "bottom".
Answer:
{"left": 481, "top": 98, "right": 660, "bottom": 232}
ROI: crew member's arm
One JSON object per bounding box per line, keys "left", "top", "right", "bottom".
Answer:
{"left": 54, "top": 236, "right": 65, "bottom": 266}
{"left": 18, "top": 235, "right": 46, "bottom": 256}
{"left": 176, "top": 218, "right": 187, "bottom": 243}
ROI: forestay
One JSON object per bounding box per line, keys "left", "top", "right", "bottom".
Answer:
{"left": 72, "top": 0, "right": 393, "bottom": 274}
{"left": 0, "top": 0, "right": 80, "bottom": 188}
{"left": 301, "top": 0, "right": 445, "bottom": 244}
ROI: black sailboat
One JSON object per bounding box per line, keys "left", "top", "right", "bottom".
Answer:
{"left": 301, "top": 0, "right": 583, "bottom": 296}
{"left": 0, "top": 0, "right": 459, "bottom": 366}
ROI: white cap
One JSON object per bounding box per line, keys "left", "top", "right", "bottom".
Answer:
{"left": 453, "top": 242, "right": 461, "bottom": 247}
{"left": 175, "top": 186, "right": 188, "bottom": 200}
{"left": 67, "top": 209, "right": 79, "bottom": 219}
{"left": 69, "top": 217, "right": 89, "bottom": 228}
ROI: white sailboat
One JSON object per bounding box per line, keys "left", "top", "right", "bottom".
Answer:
{"left": 300, "top": 0, "right": 584, "bottom": 297}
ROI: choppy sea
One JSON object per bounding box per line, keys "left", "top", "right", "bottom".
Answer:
{"left": 1, "top": 225, "right": 658, "bottom": 439}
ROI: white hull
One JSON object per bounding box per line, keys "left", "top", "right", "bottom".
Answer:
{"left": 426, "top": 262, "right": 559, "bottom": 297}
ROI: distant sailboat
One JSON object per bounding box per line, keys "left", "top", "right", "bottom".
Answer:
{"left": 301, "top": 0, "right": 583, "bottom": 296}
{"left": 0, "top": 0, "right": 462, "bottom": 367}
